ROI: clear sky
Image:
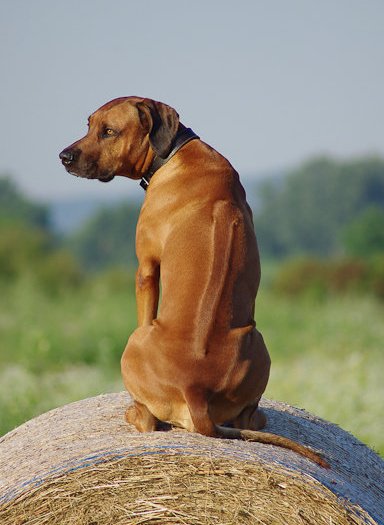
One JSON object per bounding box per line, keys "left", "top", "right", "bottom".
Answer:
{"left": 1, "top": 0, "right": 384, "bottom": 201}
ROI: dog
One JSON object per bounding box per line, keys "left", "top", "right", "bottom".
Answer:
{"left": 60, "top": 97, "right": 328, "bottom": 468}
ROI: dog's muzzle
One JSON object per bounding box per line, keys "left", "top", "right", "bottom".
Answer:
{"left": 59, "top": 147, "right": 114, "bottom": 182}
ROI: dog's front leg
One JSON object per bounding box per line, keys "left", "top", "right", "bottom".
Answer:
{"left": 136, "top": 262, "right": 160, "bottom": 326}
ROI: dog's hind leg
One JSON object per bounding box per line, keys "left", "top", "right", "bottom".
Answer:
{"left": 183, "top": 387, "right": 219, "bottom": 436}
{"left": 125, "top": 400, "right": 160, "bottom": 432}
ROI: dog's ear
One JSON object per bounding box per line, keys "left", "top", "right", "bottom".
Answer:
{"left": 137, "top": 99, "right": 179, "bottom": 158}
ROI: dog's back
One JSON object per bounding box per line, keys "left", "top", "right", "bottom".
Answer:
{"left": 136, "top": 139, "right": 260, "bottom": 341}
{"left": 125, "top": 139, "right": 270, "bottom": 428}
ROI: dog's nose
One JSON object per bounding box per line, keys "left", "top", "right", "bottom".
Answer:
{"left": 59, "top": 148, "right": 76, "bottom": 165}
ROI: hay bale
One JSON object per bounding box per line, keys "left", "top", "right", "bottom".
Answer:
{"left": 0, "top": 393, "right": 383, "bottom": 524}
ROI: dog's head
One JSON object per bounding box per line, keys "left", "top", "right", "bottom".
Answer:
{"left": 59, "top": 97, "right": 180, "bottom": 182}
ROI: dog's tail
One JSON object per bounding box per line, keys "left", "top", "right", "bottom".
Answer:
{"left": 184, "top": 388, "right": 329, "bottom": 469}
{"left": 216, "top": 425, "right": 330, "bottom": 468}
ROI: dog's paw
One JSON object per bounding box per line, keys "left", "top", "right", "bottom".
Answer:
{"left": 124, "top": 405, "right": 137, "bottom": 426}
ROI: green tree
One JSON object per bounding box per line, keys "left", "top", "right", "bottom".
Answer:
{"left": 0, "top": 223, "right": 49, "bottom": 279}
{"left": 0, "top": 176, "right": 83, "bottom": 291}
{"left": 0, "top": 176, "right": 50, "bottom": 230}
{"left": 255, "top": 156, "right": 384, "bottom": 258}
{"left": 343, "top": 206, "right": 384, "bottom": 257}
{"left": 68, "top": 202, "right": 140, "bottom": 270}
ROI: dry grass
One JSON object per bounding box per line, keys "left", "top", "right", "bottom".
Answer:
{"left": 0, "top": 454, "right": 376, "bottom": 525}
{"left": 1, "top": 393, "right": 383, "bottom": 525}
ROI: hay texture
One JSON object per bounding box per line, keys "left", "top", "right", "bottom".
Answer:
{"left": 0, "top": 393, "right": 383, "bottom": 525}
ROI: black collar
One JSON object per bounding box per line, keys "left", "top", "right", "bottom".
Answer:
{"left": 140, "top": 127, "right": 199, "bottom": 190}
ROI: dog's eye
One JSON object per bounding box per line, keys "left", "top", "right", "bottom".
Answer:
{"left": 102, "top": 128, "right": 116, "bottom": 138}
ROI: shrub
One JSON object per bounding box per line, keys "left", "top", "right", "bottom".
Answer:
{"left": 367, "top": 254, "right": 384, "bottom": 299}
{"left": 272, "top": 258, "right": 329, "bottom": 299}
{"left": 343, "top": 206, "right": 384, "bottom": 257}
{"left": 92, "top": 267, "right": 136, "bottom": 293}
{"left": 273, "top": 256, "right": 384, "bottom": 300}
{"left": 326, "top": 259, "right": 368, "bottom": 294}
{"left": 35, "top": 250, "right": 85, "bottom": 294}
{"left": 0, "top": 224, "right": 50, "bottom": 281}
{"left": 0, "top": 223, "right": 84, "bottom": 294}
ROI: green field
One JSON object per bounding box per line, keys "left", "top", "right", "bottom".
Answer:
{"left": 1, "top": 273, "right": 383, "bottom": 457}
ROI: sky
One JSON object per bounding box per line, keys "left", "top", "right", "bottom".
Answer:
{"left": 1, "top": 0, "right": 384, "bottom": 202}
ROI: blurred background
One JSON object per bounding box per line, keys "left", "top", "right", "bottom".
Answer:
{"left": 0, "top": 1, "right": 383, "bottom": 455}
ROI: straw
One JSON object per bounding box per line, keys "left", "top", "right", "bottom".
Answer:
{"left": 0, "top": 392, "right": 382, "bottom": 524}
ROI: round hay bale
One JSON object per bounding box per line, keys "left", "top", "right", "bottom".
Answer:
{"left": 0, "top": 393, "right": 383, "bottom": 525}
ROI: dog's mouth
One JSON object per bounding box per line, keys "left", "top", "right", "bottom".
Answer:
{"left": 98, "top": 174, "right": 115, "bottom": 183}
{"left": 61, "top": 161, "right": 115, "bottom": 183}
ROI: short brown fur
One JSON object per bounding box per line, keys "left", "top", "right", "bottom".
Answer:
{"left": 60, "top": 97, "right": 329, "bottom": 468}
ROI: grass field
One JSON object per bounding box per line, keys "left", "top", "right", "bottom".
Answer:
{"left": 1, "top": 272, "right": 383, "bottom": 456}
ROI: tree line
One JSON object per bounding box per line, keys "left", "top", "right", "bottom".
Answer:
{"left": 255, "top": 155, "right": 384, "bottom": 258}
{"left": 1, "top": 154, "right": 383, "bottom": 295}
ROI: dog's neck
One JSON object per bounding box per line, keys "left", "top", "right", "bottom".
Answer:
{"left": 140, "top": 125, "right": 199, "bottom": 190}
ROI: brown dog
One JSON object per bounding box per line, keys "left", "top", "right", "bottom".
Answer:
{"left": 60, "top": 97, "right": 328, "bottom": 468}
